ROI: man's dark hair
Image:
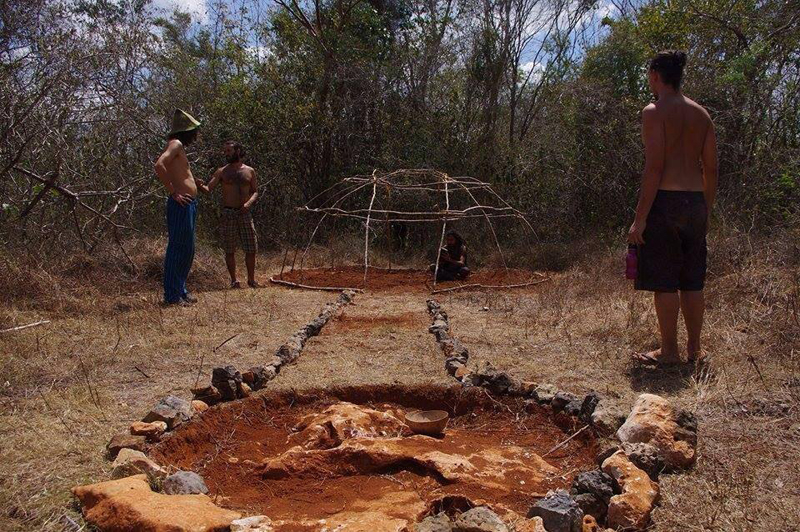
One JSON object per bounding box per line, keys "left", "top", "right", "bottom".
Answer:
{"left": 225, "top": 140, "right": 245, "bottom": 160}
{"left": 446, "top": 230, "right": 466, "bottom": 249}
{"left": 649, "top": 50, "right": 687, "bottom": 90}
{"left": 168, "top": 129, "right": 198, "bottom": 146}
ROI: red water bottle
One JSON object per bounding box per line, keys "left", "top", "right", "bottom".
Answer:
{"left": 625, "top": 244, "right": 638, "bottom": 280}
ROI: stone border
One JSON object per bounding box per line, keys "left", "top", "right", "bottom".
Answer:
{"left": 425, "top": 298, "right": 699, "bottom": 532}
{"left": 77, "top": 291, "right": 357, "bottom": 532}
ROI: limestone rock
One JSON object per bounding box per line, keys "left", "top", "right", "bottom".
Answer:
{"left": 192, "top": 385, "right": 222, "bottom": 405}
{"left": 527, "top": 490, "right": 583, "bottom": 532}
{"left": 595, "top": 443, "right": 620, "bottom": 468}
{"left": 142, "top": 395, "right": 193, "bottom": 429}
{"left": 192, "top": 399, "right": 209, "bottom": 413}
{"left": 415, "top": 513, "right": 453, "bottom": 532}
{"left": 130, "top": 420, "right": 167, "bottom": 441}
{"left": 454, "top": 506, "right": 508, "bottom": 532}
{"left": 514, "top": 517, "right": 547, "bottom": 532}
{"left": 621, "top": 442, "right": 664, "bottom": 480}
{"left": 261, "top": 434, "right": 558, "bottom": 495}
{"left": 616, "top": 394, "right": 697, "bottom": 469}
{"left": 230, "top": 515, "right": 274, "bottom": 531}
{"left": 111, "top": 448, "right": 165, "bottom": 480}
{"left": 240, "top": 382, "right": 252, "bottom": 397}
{"left": 107, "top": 433, "right": 147, "bottom": 459}
{"left": 601, "top": 451, "right": 659, "bottom": 531}
{"left": 534, "top": 384, "right": 558, "bottom": 404}
{"left": 163, "top": 470, "right": 209, "bottom": 495}
{"left": 72, "top": 474, "right": 240, "bottom": 531}
{"left": 289, "top": 402, "right": 407, "bottom": 450}
{"left": 581, "top": 515, "right": 612, "bottom": 532}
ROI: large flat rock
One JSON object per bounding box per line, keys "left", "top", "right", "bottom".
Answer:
{"left": 72, "top": 474, "right": 241, "bottom": 532}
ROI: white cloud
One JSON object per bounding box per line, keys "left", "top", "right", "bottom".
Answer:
{"left": 151, "top": 0, "right": 209, "bottom": 24}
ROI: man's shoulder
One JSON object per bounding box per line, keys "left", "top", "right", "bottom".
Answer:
{"left": 641, "top": 102, "right": 658, "bottom": 116}
{"left": 683, "top": 96, "right": 712, "bottom": 121}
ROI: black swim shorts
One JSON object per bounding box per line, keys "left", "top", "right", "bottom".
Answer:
{"left": 635, "top": 190, "right": 708, "bottom": 292}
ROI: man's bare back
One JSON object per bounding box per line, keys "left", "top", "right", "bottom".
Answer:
{"left": 154, "top": 139, "right": 198, "bottom": 202}
{"left": 645, "top": 94, "right": 714, "bottom": 192}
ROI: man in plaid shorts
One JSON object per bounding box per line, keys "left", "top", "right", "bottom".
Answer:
{"left": 199, "top": 141, "right": 260, "bottom": 288}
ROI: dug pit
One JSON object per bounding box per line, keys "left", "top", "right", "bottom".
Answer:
{"left": 151, "top": 385, "right": 598, "bottom": 531}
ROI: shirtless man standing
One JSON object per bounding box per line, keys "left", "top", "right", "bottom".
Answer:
{"left": 628, "top": 51, "right": 718, "bottom": 369}
{"left": 200, "top": 141, "right": 259, "bottom": 288}
{"left": 154, "top": 109, "right": 203, "bottom": 305}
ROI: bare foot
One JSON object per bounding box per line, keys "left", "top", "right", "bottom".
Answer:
{"left": 633, "top": 348, "right": 683, "bottom": 366}
{"left": 247, "top": 280, "right": 260, "bottom": 288}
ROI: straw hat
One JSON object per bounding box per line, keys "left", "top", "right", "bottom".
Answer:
{"left": 169, "top": 109, "right": 201, "bottom": 136}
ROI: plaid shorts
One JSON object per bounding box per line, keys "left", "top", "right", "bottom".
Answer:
{"left": 221, "top": 208, "right": 258, "bottom": 254}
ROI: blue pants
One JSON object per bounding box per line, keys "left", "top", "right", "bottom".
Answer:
{"left": 163, "top": 197, "right": 197, "bottom": 303}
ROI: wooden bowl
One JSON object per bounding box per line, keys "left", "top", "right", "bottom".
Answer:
{"left": 404, "top": 410, "right": 449, "bottom": 436}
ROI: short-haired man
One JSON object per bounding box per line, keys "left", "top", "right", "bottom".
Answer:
{"left": 199, "top": 141, "right": 259, "bottom": 288}
{"left": 154, "top": 109, "right": 203, "bottom": 306}
{"left": 628, "top": 50, "right": 718, "bottom": 369}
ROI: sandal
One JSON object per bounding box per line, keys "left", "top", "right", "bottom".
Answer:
{"left": 247, "top": 280, "right": 260, "bottom": 288}
{"left": 230, "top": 280, "right": 242, "bottom": 289}
{"left": 633, "top": 349, "right": 683, "bottom": 367}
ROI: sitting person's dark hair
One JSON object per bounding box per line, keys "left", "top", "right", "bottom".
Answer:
{"left": 430, "top": 230, "right": 471, "bottom": 281}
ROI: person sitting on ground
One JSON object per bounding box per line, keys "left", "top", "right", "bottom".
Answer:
{"left": 430, "top": 231, "right": 471, "bottom": 282}
{"left": 197, "top": 140, "right": 260, "bottom": 288}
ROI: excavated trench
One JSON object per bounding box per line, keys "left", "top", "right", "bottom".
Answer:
{"left": 151, "top": 385, "right": 598, "bottom": 531}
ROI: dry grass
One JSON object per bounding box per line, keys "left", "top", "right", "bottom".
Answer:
{"left": 0, "top": 230, "right": 798, "bottom": 531}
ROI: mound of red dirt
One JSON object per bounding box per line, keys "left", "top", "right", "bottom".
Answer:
{"left": 275, "top": 266, "right": 541, "bottom": 292}
{"left": 151, "top": 385, "right": 597, "bottom": 531}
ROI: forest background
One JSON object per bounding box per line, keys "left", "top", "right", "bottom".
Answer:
{"left": 1, "top": 0, "right": 798, "bottom": 279}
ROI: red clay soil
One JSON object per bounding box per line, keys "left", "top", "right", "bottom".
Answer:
{"left": 275, "top": 267, "right": 541, "bottom": 292}
{"left": 151, "top": 385, "right": 598, "bottom": 530}
{"left": 322, "top": 311, "right": 427, "bottom": 334}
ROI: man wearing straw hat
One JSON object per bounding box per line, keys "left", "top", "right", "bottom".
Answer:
{"left": 154, "top": 109, "right": 203, "bottom": 306}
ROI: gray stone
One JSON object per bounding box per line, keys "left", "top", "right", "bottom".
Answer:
{"left": 590, "top": 402, "right": 627, "bottom": 436}
{"left": 212, "top": 366, "right": 242, "bottom": 401}
{"left": 142, "top": 395, "right": 193, "bottom": 429}
{"left": 551, "top": 391, "right": 580, "bottom": 414}
{"left": 573, "top": 493, "right": 606, "bottom": 521}
{"left": 454, "top": 506, "right": 508, "bottom": 532}
{"left": 579, "top": 392, "right": 601, "bottom": 422}
{"left": 534, "top": 384, "right": 558, "bottom": 404}
{"left": 106, "top": 433, "right": 147, "bottom": 459}
{"left": 526, "top": 490, "right": 583, "bottom": 532}
{"left": 415, "top": 513, "right": 454, "bottom": 532}
{"left": 163, "top": 470, "right": 208, "bottom": 495}
{"left": 248, "top": 366, "right": 277, "bottom": 391}
{"left": 622, "top": 442, "right": 665, "bottom": 480}
{"left": 570, "top": 470, "right": 614, "bottom": 504}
